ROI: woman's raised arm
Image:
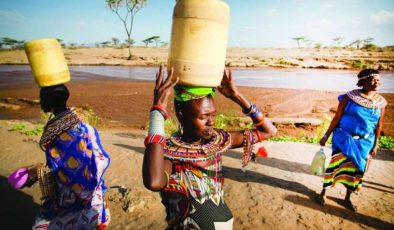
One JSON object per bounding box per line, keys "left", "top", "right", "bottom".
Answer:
{"left": 217, "top": 68, "right": 277, "bottom": 148}
{"left": 142, "top": 65, "right": 178, "bottom": 191}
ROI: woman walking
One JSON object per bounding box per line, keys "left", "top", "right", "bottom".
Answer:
{"left": 316, "top": 69, "right": 387, "bottom": 211}
{"left": 33, "top": 84, "right": 111, "bottom": 229}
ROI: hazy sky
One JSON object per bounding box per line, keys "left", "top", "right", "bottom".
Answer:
{"left": 0, "top": 0, "right": 393, "bottom": 47}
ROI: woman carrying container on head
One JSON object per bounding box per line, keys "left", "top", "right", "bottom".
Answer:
{"left": 32, "top": 84, "right": 111, "bottom": 230}
{"left": 8, "top": 38, "right": 111, "bottom": 229}
{"left": 316, "top": 69, "right": 387, "bottom": 211}
{"left": 142, "top": 65, "right": 277, "bottom": 229}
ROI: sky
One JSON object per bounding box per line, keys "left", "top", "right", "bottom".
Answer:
{"left": 0, "top": 0, "right": 393, "bottom": 48}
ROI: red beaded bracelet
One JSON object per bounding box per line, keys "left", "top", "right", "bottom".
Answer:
{"left": 151, "top": 105, "right": 169, "bottom": 120}
{"left": 144, "top": 134, "right": 166, "bottom": 146}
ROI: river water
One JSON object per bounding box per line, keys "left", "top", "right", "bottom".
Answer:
{"left": 1, "top": 65, "right": 393, "bottom": 93}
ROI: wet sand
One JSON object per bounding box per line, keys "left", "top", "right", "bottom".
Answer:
{"left": 0, "top": 70, "right": 393, "bottom": 136}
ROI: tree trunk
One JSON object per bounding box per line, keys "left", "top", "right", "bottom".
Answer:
{"left": 128, "top": 43, "right": 132, "bottom": 60}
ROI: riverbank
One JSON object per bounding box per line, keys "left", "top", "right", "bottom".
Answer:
{"left": 1, "top": 47, "right": 394, "bottom": 70}
{"left": 0, "top": 71, "right": 393, "bottom": 137}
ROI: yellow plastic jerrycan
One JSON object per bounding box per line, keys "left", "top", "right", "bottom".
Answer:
{"left": 24, "top": 38, "right": 70, "bottom": 87}
{"left": 168, "top": 0, "right": 230, "bottom": 87}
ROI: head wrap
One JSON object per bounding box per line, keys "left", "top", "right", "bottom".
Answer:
{"left": 174, "top": 85, "right": 215, "bottom": 102}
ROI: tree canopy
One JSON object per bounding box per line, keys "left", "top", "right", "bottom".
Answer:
{"left": 142, "top": 36, "right": 160, "bottom": 47}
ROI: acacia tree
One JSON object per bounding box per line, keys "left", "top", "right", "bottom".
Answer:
{"left": 2, "top": 37, "right": 24, "bottom": 49}
{"left": 160, "top": 41, "right": 168, "bottom": 47}
{"left": 332, "top": 37, "right": 344, "bottom": 48}
{"left": 361, "top": 37, "right": 376, "bottom": 50}
{"left": 100, "top": 41, "right": 112, "bottom": 48}
{"left": 348, "top": 39, "right": 362, "bottom": 49}
{"left": 142, "top": 36, "right": 160, "bottom": 47}
{"left": 112, "top": 37, "right": 120, "bottom": 47}
{"left": 292, "top": 36, "right": 306, "bottom": 48}
{"left": 142, "top": 38, "right": 150, "bottom": 47}
{"left": 106, "top": 0, "right": 146, "bottom": 59}
{"left": 56, "top": 38, "right": 67, "bottom": 48}
{"left": 125, "top": 38, "right": 135, "bottom": 46}
{"left": 150, "top": 36, "right": 160, "bottom": 47}
{"left": 362, "top": 37, "right": 374, "bottom": 46}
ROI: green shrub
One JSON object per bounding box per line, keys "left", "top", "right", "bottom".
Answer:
{"left": 40, "top": 111, "right": 52, "bottom": 123}
{"left": 77, "top": 107, "right": 99, "bottom": 127}
{"left": 379, "top": 136, "right": 394, "bottom": 149}
{"left": 277, "top": 59, "right": 298, "bottom": 66}
{"left": 146, "top": 117, "right": 179, "bottom": 136}
{"left": 362, "top": 44, "right": 377, "bottom": 51}
{"left": 352, "top": 60, "right": 368, "bottom": 68}
{"left": 9, "top": 122, "right": 44, "bottom": 136}
{"left": 311, "top": 114, "right": 332, "bottom": 144}
{"left": 165, "top": 118, "right": 178, "bottom": 135}
{"left": 268, "top": 135, "right": 312, "bottom": 143}
{"left": 9, "top": 123, "right": 26, "bottom": 132}
{"left": 214, "top": 114, "right": 253, "bottom": 131}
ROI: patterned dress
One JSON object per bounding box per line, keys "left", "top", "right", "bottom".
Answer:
{"left": 161, "top": 129, "right": 258, "bottom": 230}
{"left": 33, "top": 108, "right": 111, "bottom": 230}
{"left": 323, "top": 90, "right": 387, "bottom": 191}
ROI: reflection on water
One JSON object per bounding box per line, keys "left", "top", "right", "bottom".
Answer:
{"left": 1, "top": 65, "right": 393, "bottom": 93}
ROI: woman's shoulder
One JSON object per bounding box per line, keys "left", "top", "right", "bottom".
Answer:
{"left": 40, "top": 108, "right": 84, "bottom": 148}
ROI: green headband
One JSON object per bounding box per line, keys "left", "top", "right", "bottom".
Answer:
{"left": 174, "top": 85, "right": 215, "bottom": 102}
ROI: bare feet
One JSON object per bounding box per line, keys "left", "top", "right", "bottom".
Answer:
{"left": 315, "top": 194, "right": 325, "bottom": 206}
{"left": 344, "top": 199, "right": 357, "bottom": 212}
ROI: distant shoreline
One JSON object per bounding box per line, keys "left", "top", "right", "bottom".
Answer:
{"left": 1, "top": 47, "right": 393, "bottom": 70}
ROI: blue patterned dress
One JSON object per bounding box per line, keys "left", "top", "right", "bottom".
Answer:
{"left": 33, "top": 108, "right": 111, "bottom": 230}
{"left": 323, "top": 90, "right": 387, "bottom": 191}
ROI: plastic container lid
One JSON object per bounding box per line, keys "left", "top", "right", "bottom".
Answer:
{"left": 7, "top": 167, "right": 29, "bottom": 189}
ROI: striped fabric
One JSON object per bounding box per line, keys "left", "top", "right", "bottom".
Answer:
{"left": 323, "top": 152, "right": 364, "bottom": 192}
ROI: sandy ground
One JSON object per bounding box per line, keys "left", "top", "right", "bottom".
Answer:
{"left": 1, "top": 47, "right": 394, "bottom": 70}
{"left": 0, "top": 48, "right": 393, "bottom": 229}
{"left": 0, "top": 120, "right": 393, "bottom": 229}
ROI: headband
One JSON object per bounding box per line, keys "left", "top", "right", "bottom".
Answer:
{"left": 358, "top": 73, "right": 379, "bottom": 80}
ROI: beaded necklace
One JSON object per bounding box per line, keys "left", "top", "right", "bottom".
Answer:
{"left": 164, "top": 129, "right": 232, "bottom": 162}
{"left": 39, "top": 108, "right": 84, "bottom": 149}
{"left": 346, "top": 89, "right": 387, "bottom": 110}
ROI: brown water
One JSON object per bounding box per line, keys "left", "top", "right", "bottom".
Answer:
{"left": 1, "top": 65, "right": 393, "bottom": 93}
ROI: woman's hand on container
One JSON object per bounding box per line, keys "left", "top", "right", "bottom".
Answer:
{"left": 319, "top": 137, "right": 327, "bottom": 146}
{"left": 153, "top": 65, "right": 178, "bottom": 108}
{"left": 24, "top": 165, "right": 39, "bottom": 187}
{"left": 218, "top": 68, "right": 239, "bottom": 101}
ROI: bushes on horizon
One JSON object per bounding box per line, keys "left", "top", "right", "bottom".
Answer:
{"left": 352, "top": 60, "right": 368, "bottom": 68}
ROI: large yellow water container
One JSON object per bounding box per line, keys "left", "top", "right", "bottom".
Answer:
{"left": 168, "top": 0, "right": 230, "bottom": 87}
{"left": 24, "top": 38, "right": 70, "bottom": 87}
